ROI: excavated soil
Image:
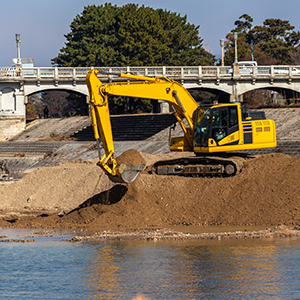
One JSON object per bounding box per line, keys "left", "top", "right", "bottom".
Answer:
{"left": 0, "top": 151, "right": 299, "bottom": 236}
{"left": 116, "top": 149, "right": 146, "bottom": 166}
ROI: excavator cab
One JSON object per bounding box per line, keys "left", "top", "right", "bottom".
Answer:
{"left": 193, "top": 103, "right": 276, "bottom": 154}
{"left": 194, "top": 104, "right": 239, "bottom": 148}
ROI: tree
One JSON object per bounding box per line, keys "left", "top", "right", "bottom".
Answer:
{"left": 224, "top": 32, "right": 279, "bottom": 65}
{"left": 224, "top": 16, "right": 300, "bottom": 65}
{"left": 234, "top": 14, "right": 253, "bottom": 33}
{"left": 248, "top": 18, "right": 300, "bottom": 64}
{"left": 290, "top": 45, "right": 300, "bottom": 64}
{"left": 26, "top": 94, "right": 41, "bottom": 120}
{"left": 39, "top": 91, "right": 88, "bottom": 118}
{"left": 52, "top": 3, "right": 214, "bottom": 67}
{"left": 224, "top": 14, "right": 255, "bottom": 64}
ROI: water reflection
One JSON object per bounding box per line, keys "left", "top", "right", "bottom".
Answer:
{"left": 78, "top": 238, "right": 300, "bottom": 299}
{"left": 1, "top": 229, "right": 300, "bottom": 299}
{"left": 225, "top": 245, "right": 281, "bottom": 297}
{"left": 83, "top": 245, "right": 123, "bottom": 299}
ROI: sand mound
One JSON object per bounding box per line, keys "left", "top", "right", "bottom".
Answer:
{"left": 116, "top": 149, "right": 146, "bottom": 166}
{"left": 0, "top": 159, "right": 114, "bottom": 213}
{"left": 1, "top": 151, "right": 299, "bottom": 232}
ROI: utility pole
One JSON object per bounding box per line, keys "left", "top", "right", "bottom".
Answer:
{"left": 15, "top": 34, "right": 21, "bottom": 66}
{"left": 220, "top": 39, "right": 224, "bottom": 66}
{"left": 233, "top": 32, "right": 238, "bottom": 64}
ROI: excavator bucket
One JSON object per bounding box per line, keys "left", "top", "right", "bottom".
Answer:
{"left": 108, "top": 163, "right": 146, "bottom": 184}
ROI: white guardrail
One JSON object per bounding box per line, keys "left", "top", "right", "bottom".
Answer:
{"left": 1, "top": 65, "right": 300, "bottom": 79}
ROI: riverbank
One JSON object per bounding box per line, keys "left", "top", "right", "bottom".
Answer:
{"left": 0, "top": 150, "right": 299, "bottom": 241}
{"left": 68, "top": 225, "right": 300, "bottom": 242}
{"left": 0, "top": 109, "right": 299, "bottom": 240}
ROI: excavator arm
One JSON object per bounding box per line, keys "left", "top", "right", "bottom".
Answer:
{"left": 86, "top": 69, "right": 199, "bottom": 183}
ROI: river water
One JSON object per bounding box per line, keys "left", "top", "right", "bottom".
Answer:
{"left": 1, "top": 229, "right": 300, "bottom": 299}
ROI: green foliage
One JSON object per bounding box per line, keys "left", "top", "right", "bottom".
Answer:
{"left": 233, "top": 14, "right": 253, "bottom": 33}
{"left": 225, "top": 15, "right": 300, "bottom": 65}
{"left": 248, "top": 18, "right": 300, "bottom": 64}
{"left": 53, "top": 3, "right": 214, "bottom": 67}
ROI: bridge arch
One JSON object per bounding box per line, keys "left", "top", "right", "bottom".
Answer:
{"left": 187, "top": 86, "right": 231, "bottom": 103}
{"left": 235, "top": 82, "right": 300, "bottom": 105}
{"left": 237, "top": 83, "right": 300, "bottom": 95}
{"left": 25, "top": 87, "right": 89, "bottom": 119}
{"left": 184, "top": 82, "right": 232, "bottom": 95}
{"left": 24, "top": 85, "right": 88, "bottom": 98}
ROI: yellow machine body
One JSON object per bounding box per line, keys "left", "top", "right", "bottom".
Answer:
{"left": 191, "top": 103, "right": 276, "bottom": 154}
{"left": 86, "top": 69, "right": 276, "bottom": 182}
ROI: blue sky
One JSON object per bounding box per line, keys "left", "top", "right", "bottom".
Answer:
{"left": 1, "top": 0, "right": 300, "bottom": 67}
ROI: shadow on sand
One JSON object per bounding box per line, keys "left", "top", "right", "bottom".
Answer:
{"left": 66, "top": 185, "right": 128, "bottom": 215}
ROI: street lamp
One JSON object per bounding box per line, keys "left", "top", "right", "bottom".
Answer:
{"left": 220, "top": 39, "right": 224, "bottom": 66}
{"left": 15, "top": 34, "right": 21, "bottom": 65}
{"left": 233, "top": 32, "right": 238, "bottom": 63}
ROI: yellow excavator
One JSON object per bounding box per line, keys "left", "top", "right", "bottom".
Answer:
{"left": 86, "top": 69, "right": 276, "bottom": 183}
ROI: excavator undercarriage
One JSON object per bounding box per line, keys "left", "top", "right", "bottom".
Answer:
{"left": 151, "top": 155, "right": 245, "bottom": 177}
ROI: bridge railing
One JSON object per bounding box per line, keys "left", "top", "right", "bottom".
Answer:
{"left": 1, "top": 65, "right": 300, "bottom": 79}
{"left": 0, "top": 67, "right": 22, "bottom": 77}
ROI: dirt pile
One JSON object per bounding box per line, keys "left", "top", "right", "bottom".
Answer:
{"left": 116, "top": 149, "right": 146, "bottom": 166}
{"left": 0, "top": 151, "right": 299, "bottom": 233}
{"left": 0, "top": 159, "right": 114, "bottom": 213}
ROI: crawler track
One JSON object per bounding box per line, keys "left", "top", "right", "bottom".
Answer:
{"left": 151, "top": 156, "right": 245, "bottom": 177}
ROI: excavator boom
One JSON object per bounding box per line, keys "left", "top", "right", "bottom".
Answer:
{"left": 86, "top": 69, "right": 276, "bottom": 183}
{"left": 86, "top": 69, "right": 201, "bottom": 183}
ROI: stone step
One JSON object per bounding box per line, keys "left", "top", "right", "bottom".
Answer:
{"left": 0, "top": 140, "right": 298, "bottom": 157}
{"left": 0, "top": 142, "right": 63, "bottom": 156}
{"left": 72, "top": 113, "right": 177, "bottom": 141}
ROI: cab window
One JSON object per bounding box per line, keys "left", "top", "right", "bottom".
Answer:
{"left": 211, "top": 108, "right": 227, "bottom": 142}
{"left": 229, "top": 107, "right": 238, "bottom": 128}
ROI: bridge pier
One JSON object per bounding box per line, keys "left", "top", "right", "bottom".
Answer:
{"left": 0, "top": 83, "right": 26, "bottom": 141}
{"left": 230, "top": 93, "right": 243, "bottom": 103}
{"left": 159, "top": 101, "right": 170, "bottom": 113}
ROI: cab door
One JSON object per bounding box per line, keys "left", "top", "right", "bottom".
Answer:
{"left": 209, "top": 105, "right": 239, "bottom": 147}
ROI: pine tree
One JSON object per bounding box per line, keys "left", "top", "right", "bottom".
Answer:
{"left": 225, "top": 16, "right": 300, "bottom": 65}
{"left": 52, "top": 3, "right": 214, "bottom": 67}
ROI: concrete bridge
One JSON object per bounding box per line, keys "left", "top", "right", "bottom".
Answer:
{"left": 1, "top": 64, "right": 300, "bottom": 140}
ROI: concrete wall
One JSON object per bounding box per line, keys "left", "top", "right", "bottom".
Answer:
{"left": 0, "top": 83, "right": 26, "bottom": 140}
{"left": 0, "top": 115, "right": 25, "bottom": 141}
